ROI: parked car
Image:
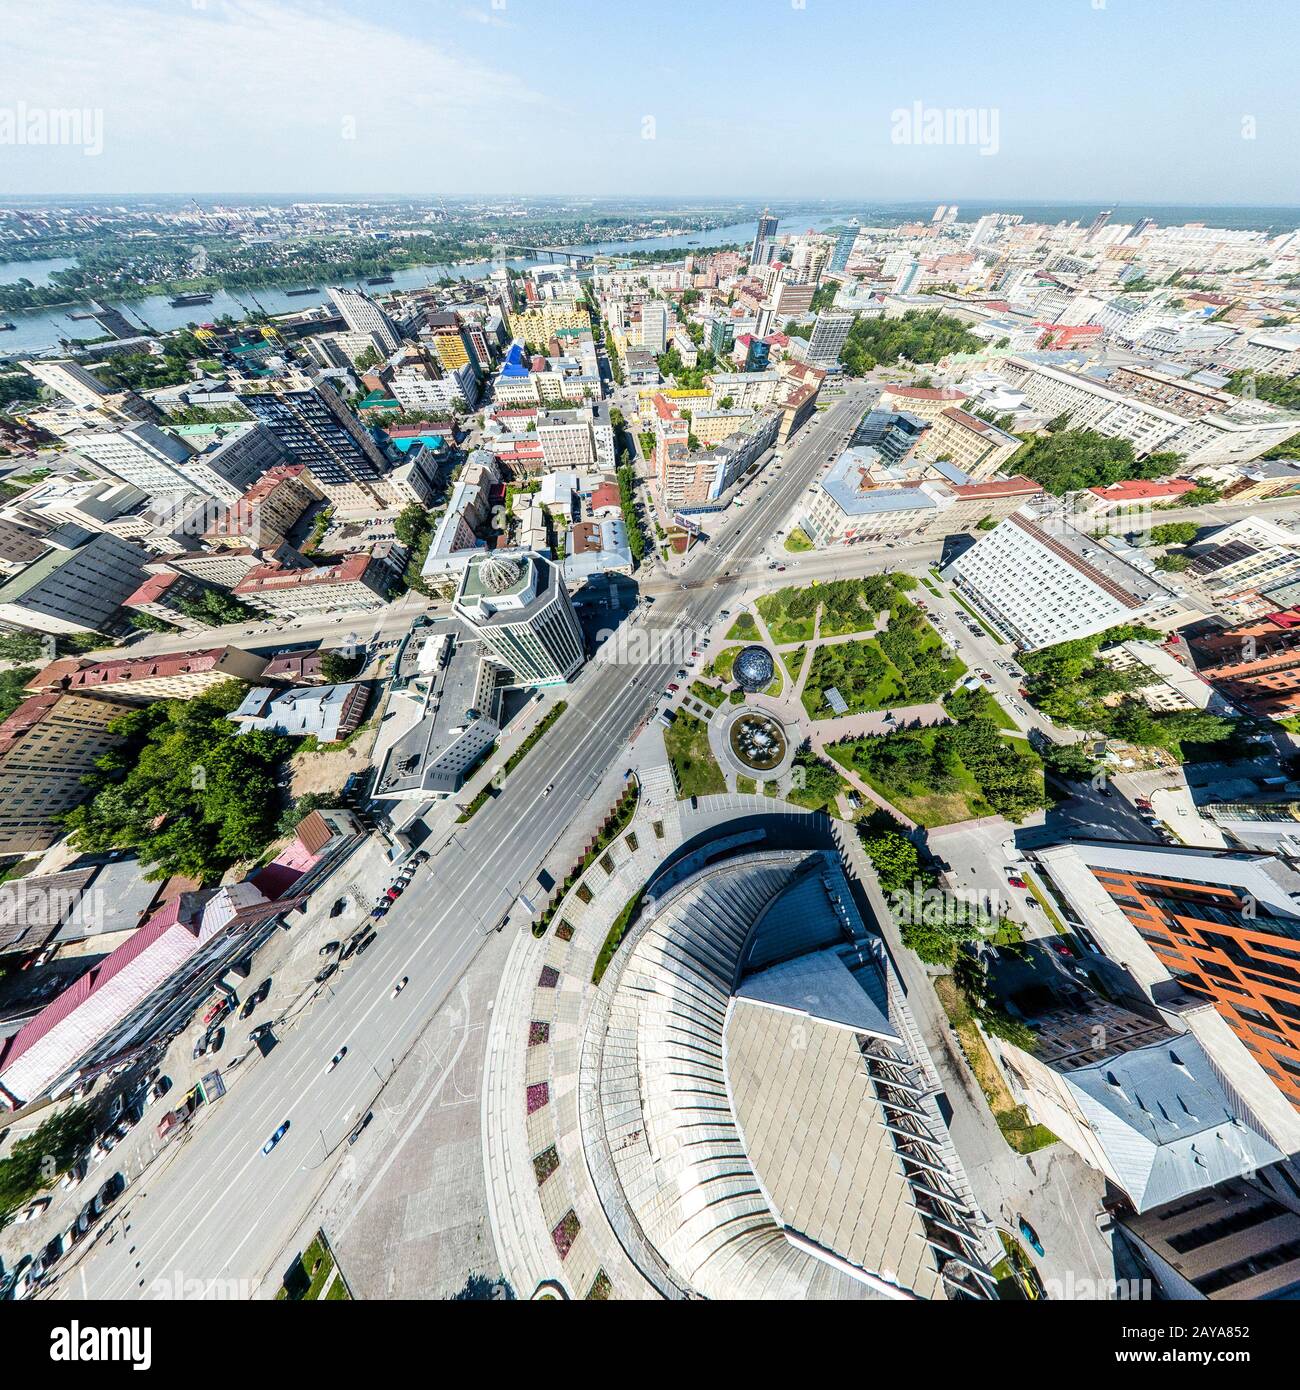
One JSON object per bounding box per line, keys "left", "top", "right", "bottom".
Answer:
{"left": 314, "top": 962, "right": 338, "bottom": 985}
{"left": 249, "top": 1023, "right": 274, "bottom": 1044}
{"left": 411, "top": 851, "right": 430, "bottom": 867}
{"left": 1018, "top": 1216, "right": 1045, "bottom": 1257}
{"left": 150, "top": 1076, "right": 171, "bottom": 1103}
{"left": 385, "top": 886, "right": 402, "bottom": 902}
{"left": 348, "top": 1111, "right": 373, "bottom": 1145}
{"left": 319, "top": 941, "right": 340, "bottom": 957}
{"left": 13, "top": 1196, "right": 50, "bottom": 1224}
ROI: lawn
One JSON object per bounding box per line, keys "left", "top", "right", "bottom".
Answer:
{"left": 689, "top": 679, "right": 725, "bottom": 708}
{"left": 664, "top": 712, "right": 726, "bottom": 799}
{"left": 783, "top": 646, "right": 807, "bottom": 678}
{"left": 934, "top": 976, "right": 1058, "bottom": 1156}
{"left": 725, "top": 612, "right": 760, "bottom": 642}
{"left": 757, "top": 593, "right": 816, "bottom": 644}
{"left": 801, "top": 607, "right": 966, "bottom": 720}
{"left": 828, "top": 728, "right": 988, "bottom": 827}
{"left": 708, "top": 645, "right": 739, "bottom": 680}
{"left": 784, "top": 527, "right": 814, "bottom": 552}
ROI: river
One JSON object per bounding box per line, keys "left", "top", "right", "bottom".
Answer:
{"left": 0, "top": 212, "right": 849, "bottom": 357}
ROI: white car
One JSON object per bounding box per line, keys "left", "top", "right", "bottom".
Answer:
{"left": 13, "top": 1196, "right": 50, "bottom": 1224}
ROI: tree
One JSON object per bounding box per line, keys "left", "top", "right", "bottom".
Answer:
{"left": 0, "top": 632, "right": 46, "bottom": 663}
{"left": 275, "top": 790, "right": 339, "bottom": 837}
{"left": 1005, "top": 427, "right": 1182, "bottom": 495}
{"left": 393, "top": 502, "right": 432, "bottom": 548}
{"left": 61, "top": 680, "right": 291, "bottom": 882}
{"left": 0, "top": 666, "right": 36, "bottom": 722}
{"left": 859, "top": 827, "right": 920, "bottom": 894}
{"left": 0, "top": 1105, "right": 94, "bottom": 1218}
{"left": 1041, "top": 741, "right": 1099, "bottom": 782}
{"left": 177, "top": 587, "right": 255, "bottom": 626}
{"left": 1155, "top": 553, "right": 1191, "bottom": 572}
{"left": 129, "top": 612, "right": 179, "bottom": 633}
{"left": 318, "top": 650, "right": 363, "bottom": 684}
{"left": 839, "top": 310, "right": 984, "bottom": 377}
{"left": 1150, "top": 522, "right": 1198, "bottom": 546}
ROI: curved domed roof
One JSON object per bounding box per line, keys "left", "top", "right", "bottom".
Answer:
{"left": 734, "top": 644, "right": 775, "bottom": 692}
{"left": 479, "top": 554, "right": 525, "bottom": 595}
{"left": 580, "top": 848, "right": 991, "bottom": 1301}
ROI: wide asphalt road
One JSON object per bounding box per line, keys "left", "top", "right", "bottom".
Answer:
{"left": 62, "top": 384, "right": 878, "bottom": 1300}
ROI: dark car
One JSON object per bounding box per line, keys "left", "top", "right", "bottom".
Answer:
{"left": 371, "top": 904, "right": 389, "bottom": 919}
{"left": 97, "top": 1173, "right": 125, "bottom": 1209}
{"left": 355, "top": 931, "right": 378, "bottom": 957}
{"left": 150, "top": 1076, "right": 171, "bottom": 1103}
{"left": 206, "top": 1026, "right": 225, "bottom": 1054}
{"left": 314, "top": 962, "right": 338, "bottom": 985}
{"left": 249, "top": 1023, "right": 274, "bottom": 1044}
{"left": 192, "top": 1035, "right": 209, "bottom": 1061}
{"left": 239, "top": 996, "right": 258, "bottom": 1020}
{"left": 347, "top": 1111, "right": 373, "bottom": 1145}
{"left": 261, "top": 1121, "right": 290, "bottom": 1156}
{"left": 411, "top": 851, "right": 430, "bottom": 867}
{"left": 319, "top": 941, "right": 340, "bottom": 957}
{"left": 1018, "top": 1216, "right": 1045, "bottom": 1257}
{"left": 338, "top": 939, "right": 358, "bottom": 963}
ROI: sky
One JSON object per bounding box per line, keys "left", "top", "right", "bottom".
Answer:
{"left": 0, "top": 0, "right": 1297, "bottom": 203}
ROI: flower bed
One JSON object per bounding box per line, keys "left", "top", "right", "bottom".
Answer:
{"left": 554, "top": 919, "right": 574, "bottom": 942}
{"left": 532, "top": 780, "right": 640, "bottom": 938}
{"left": 586, "top": 1269, "right": 612, "bottom": 1300}
{"left": 538, "top": 964, "right": 560, "bottom": 988}
{"left": 528, "top": 1020, "right": 550, "bottom": 1046}
{"left": 533, "top": 1145, "right": 560, "bottom": 1185}
{"left": 552, "top": 1209, "right": 581, "bottom": 1260}
{"left": 526, "top": 1082, "right": 550, "bottom": 1115}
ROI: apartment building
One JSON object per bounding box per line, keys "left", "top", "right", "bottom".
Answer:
{"left": 237, "top": 381, "right": 399, "bottom": 508}
{"left": 509, "top": 300, "right": 592, "bottom": 346}
{"left": 27, "top": 646, "right": 268, "bottom": 704}
{"left": 914, "top": 407, "right": 1022, "bottom": 480}
{"left": 1187, "top": 608, "right": 1300, "bottom": 717}
{"left": 232, "top": 552, "right": 389, "bottom": 617}
{"left": 0, "top": 693, "right": 127, "bottom": 854}
{"left": 806, "top": 311, "right": 855, "bottom": 368}
{"left": 327, "top": 285, "right": 400, "bottom": 354}
{"left": 994, "top": 356, "right": 1300, "bottom": 467}
{"left": 203, "top": 464, "right": 324, "bottom": 552}
{"left": 707, "top": 371, "right": 782, "bottom": 411}
{"left": 536, "top": 402, "right": 615, "bottom": 471}
{"left": 943, "top": 508, "right": 1195, "bottom": 649}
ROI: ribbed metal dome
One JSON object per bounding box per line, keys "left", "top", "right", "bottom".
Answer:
{"left": 479, "top": 554, "right": 525, "bottom": 595}
{"left": 734, "top": 644, "right": 775, "bottom": 693}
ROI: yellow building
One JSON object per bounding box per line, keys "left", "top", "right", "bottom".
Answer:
{"left": 510, "top": 301, "right": 592, "bottom": 346}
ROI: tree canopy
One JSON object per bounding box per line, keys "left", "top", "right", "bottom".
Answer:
{"left": 1005, "top": 427, "right": 1182, "bottom": 495}
{"left": 62, "top": 681, "right": 292, "bottom": 882}
{"left": 838, "top": 310, "right": 983, "bottom": 376}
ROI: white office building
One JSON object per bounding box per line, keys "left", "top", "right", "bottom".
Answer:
{"left": 453, "top": 552, "right": 584, "bottom": 687}
{"left": 327, "top": 286, "right": 401, "bottom": 355}
{"left": 943, "top": 507, "right": 1195, "bottom": 649}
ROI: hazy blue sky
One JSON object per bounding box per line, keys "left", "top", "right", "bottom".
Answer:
{"left": 1, "top": 0, "right": 1296, "bottom": 202}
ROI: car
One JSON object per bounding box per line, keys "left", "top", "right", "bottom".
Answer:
{"left": 1017, "top": 1216, "right": 1045, "bottom": 1257}
{"left": 355, "top": 931, "right": 378, "bottom": 957}
{"left": 206, "top": 1026, "right": 225, "bottom": 1054}
{"left": 325, "top": 1047, "right": 348, "bottom": 1074}
{"left": 150, "top": 1076, "right": 171, "bottom": 1103}
{"left": 675, "top": 669, "right": 687, "bottom": 680}
{"left": 261, "top": 1121, "right": 290, "bottom": 1156}
{"left": 329, "top": 897, "right": 348, "bottom": 918}
{"left": 319, "top": 940, "right": 340, "bottom": 957}
{"left": 411, "top": 851, "right": 430, "bottom": 866}
{"left": 239, "top": 995, "right": 258, "bottom": 1020}
{"left": 385, "top": 885, "right": 402, "bottom": 901}
{"left": 249, "top": 1022, "right": 274, "bottom": 1043}
{"left": 74, "top": 1206, "right": 93, "bottom": 1239}
{"left": 371, "top": 904, "right": 389, "bottom": 919}
{"left": 776, "top": 564, "right": 786, "bottom": 572}
{"left": 58, "top": 1158, "right": 87, "bottom": 1190}
{"left": 13, "top": 1196, "right": 50, "bottom": 1224}
{"left": 192, "top": 1035, "right": 209, "bottom": 1060}
{"left": 392, "top": 976, "right": 409, "bottom": 997}
{"left": 314, "top": 962, "right": 338, "bottom": 985}
{"left": 665, "top": 682, "right": 679, "bottom": 693}
{"left": 542, "top": 782, "right": 554, "bottom": 797}
{"left": 348, "top": 1111, "right": 373, "bottom": 1145}
{"left": 1006, "top": 875, "right": 1026, "bottom": 890}
{"left": 338, "top": 939, "right": 358, "bottom": 963}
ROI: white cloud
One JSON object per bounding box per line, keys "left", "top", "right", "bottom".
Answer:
{"left": 0, "top": 0, "right": 546, "bottom": 190}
